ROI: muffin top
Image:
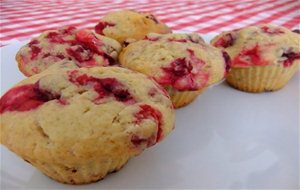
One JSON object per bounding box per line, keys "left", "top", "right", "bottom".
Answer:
{"left": 16, "top": 27, "right": 122, "bottom": 76}
{"left": 211, "top": 24, "right": 300, "bottom": 68}
{"left": 94, "top": 10, "right": 171, "bottom": 44}
{"left": 119, "top": 33, "right": 227, "bottom": 91}
{"left": 0, "top": 64, "right": 175, "bottom": 162}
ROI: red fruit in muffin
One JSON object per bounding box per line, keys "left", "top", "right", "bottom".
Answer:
{"left": 261, "top": 26, "right": 284, "bottom": 35}
{"left": 74, "top": 29, "right": 116, "bottom": 65}
{"left": 46, "top": 32, "right": 66, "bottom": 43}
{"left": 222, "top": 51, "right": 231, "bottom": 74}
{"left": 95, "top": 21, "right": 115, "bottom": 35}
{"left": 158, "top": 49, "right": 209, "bottom": 91}
{"left": 68, "top": 71, "right": 135, "bottom": 104}
{"left": 132, "top": 104, "right": 163, "bottom": 147}
{"left": 0, "top": 82, "right": 62, "bottom": 113}
{"left": 232, "top": 44, "right": 269, "bottom": 67}
{"left": 30, "top": 46, "right": 41, "bottom": 60}
{"left": 292, "top": 29, "right": 300, "bottom": 34}
{"left": 282, "top": 51, "right": 300, "bottom": 67}
{"left": 28, "top": 40, "right": 41, "bottom": 60}
{"left": 213, "top": 33, "right": 235, "bottom": 48}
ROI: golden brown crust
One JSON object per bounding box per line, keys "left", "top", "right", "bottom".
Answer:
{"left": 1, "top": 66, "right": 175, "bottom": 184}
{"left": 96, "top": 10, "right": 172, "bottom": 44}
{"left": 16, "top": 52, "right": 31, "bottom": 77}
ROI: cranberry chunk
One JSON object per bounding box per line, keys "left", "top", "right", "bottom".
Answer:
{"left": 74, "top": 30, "right": 116, "bottom": 65}
{"left": 67, "top": 45, "right": 94, "bottom": 62}
{"left": 222, "top": 51, "right": 231, "bottom": 74}
{"left": 46, "top": 27, "right": 76, "bottom": 44}
{"left": 281, "top": 51, "right": 300, "bottom": 67}
{"left": 30, "top": 46, "right": 41, "bottom": 60}
{"left": 232, "top": 44, "right": 268, "bottom": 67}
{"left": 76, "top": 30, "right": 102, "bottom": 53}
{"left": 261, "top": 26, "right": 284, "bottom": 35}
{"left": 132, "top": 104, "right": 163, "bottom": 147}
{"left": 292, "top": 29, "right": 300, "bottom": 34}
{"left": 46, "top": 32, "right": 66, "bottom": 43}
{"left": 28, "top": 39, "right": 41, "bottom": 59}
{"left": 213, "top": 33, "right": 235, "bottom": 48}
{"left": 95, "top": 21, "right": 115, "bottom": 35}
{"left": 158, "top": 49, "right": 208, "bottom": 91}
{"left": 0, "top": 82, "right": 62, "bottom": 113}
{"left": 28, "top": 39, "right": 39, "bottom": 47}
{"left": 68, "top": 71, "right": 135, "bottom": 104}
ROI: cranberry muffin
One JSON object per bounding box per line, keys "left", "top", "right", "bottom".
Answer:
{"left": 119, "top": 33, "right": 228, "bottom": 108}
{"left": 95, "top": 10, "right": 171, "bottom": 44}
{"left": 0, "top": 64, "right": 175, "bottom": 184}
{"left": 211, "top": 24, "right": 300, "bottom": 92}
{"left": 16, "top": 27, "right": 122, "bottom": 77}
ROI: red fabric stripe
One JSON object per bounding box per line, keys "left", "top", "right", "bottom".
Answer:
{"left": 196, "top": 0, "right": 297, "bottom": 33}
{"left": 0, "top": 0, "right": 299, "bottom": 46}
{"left": 1, "top": 1, "right": 168, "bottom": 24}
{"left": 0, "top": 1, "right": 180, "bottom": 41}
{"left": 1, "top": 3, "right": 174, "bottom": 33}
{"left": 159, "top": 0, "right": 253, "bottom": 23}
{"left": 0, "top": 1, "right": 176, "bottom": 29}
{"left": 145, "top": 0, "right": 233, "bottom": 16}
{"left": 249, "top": 5, "right": 300, "bottom": 27}
{"left": 171, "top": 0, "right": 278, "bottom": 30}
{"left": 282, "top": 15, "right": 300, "bottom": 28}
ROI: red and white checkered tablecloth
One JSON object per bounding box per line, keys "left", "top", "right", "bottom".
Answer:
{"left": 1, "top": 0, "right": 299, "bottom": 46}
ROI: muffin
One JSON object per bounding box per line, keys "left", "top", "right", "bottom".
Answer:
{"left": 16, "top": 26, "right": 122, "bottom": 77}
{"left": 119, "top": 33, "right": 228, "bottom": 108}
{"left": 211, "top": 24, "right": 300, "bottom": 92}
{"left": 0, "top": 63, "right": 175, "bottom": 184}
{"left": 94, "top": 10, "right": 171, "bottom": 44}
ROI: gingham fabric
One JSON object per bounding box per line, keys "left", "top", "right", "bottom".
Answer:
{"left": 1, "top": 0, "right": 299, "bottom": 46}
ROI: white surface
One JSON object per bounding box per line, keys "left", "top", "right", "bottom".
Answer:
{"left": 0, "top": 34, "right": 299, "bottom": 189}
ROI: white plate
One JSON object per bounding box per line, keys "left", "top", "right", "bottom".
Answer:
{"left": 0, "top": 34, "right": 299, "bottom": 189}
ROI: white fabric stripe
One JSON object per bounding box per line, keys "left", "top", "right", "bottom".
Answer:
{"left": 212, "top": 2, "right": 299, "bottom": 33}
{"left": 181, "top": 0, "right": 295, "bottom": 31}
{"left": 270, "top": 12, "right": 300, "bottom": 26}
{"left": 1, "top": 0, "right": 172, "bottom": 17}
{"left": 169, "top": 0, "right": 259, "bottom": 30}
{"left": 0, "top": 1, "right": 180, "bottom": 37}
{"left": 1, "top": 0, "right": 175, "bottom": 25}
{"left": 157, "top": 0, "right": 248, "bottom": 19}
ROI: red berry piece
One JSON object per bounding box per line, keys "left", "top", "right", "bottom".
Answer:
{"left": 261, "top": 26, "right": 284, "bottom": 35}
{"left": 158, "top": 49, "right": 208, "bottom": 91}
{"left": 68, "top": 71, "right": 135, "bottom": 104}
{"left": 292, "top": 29, "right": 300, "bottom": 34}
{"left": 30, "top": 46, "right": 41, "bottom": 60}
{"left": 222, "top": 51, "right": 231, "bottom": 74}
{"left": 66, "top": 45, "right": 94, "bottom": 62}
{"left": 232, "top": 44, "right": 268, "bottom": 67}
{"left": 28, "top": 39, "right": 39, "bottom": 47}
{"left": 95, "top": 21, "right": 115, "bottom": 35}
{"left": 281, "top": 51, "right": 300, "bottom": 67}
{"left": 0, "top": 82, "right": 62, "bottom": 113}
{"left": 28, "top": 39, "right": 41, "bottom": 60}
{"left": 46, "top": 32, "right": 66, "bottom": 43}
{"left": 132, "top": 104, "right": 163, "bottom": 147}
{"left": 213, "top": 33, "right": 235, "bottom": 48}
